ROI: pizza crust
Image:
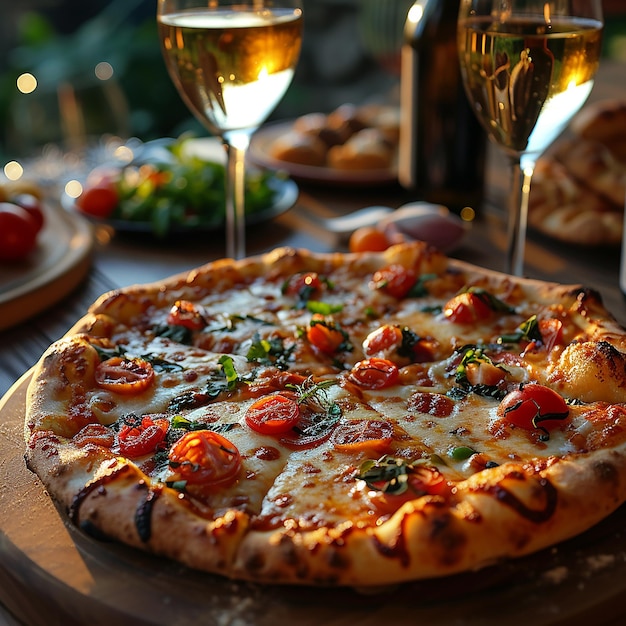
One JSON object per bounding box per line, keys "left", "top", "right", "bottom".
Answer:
{"left": 26, "top": 427, "right": 626, "bottom": 586}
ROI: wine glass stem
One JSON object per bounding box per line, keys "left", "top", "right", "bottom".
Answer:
{"left": 506, "top": 158, "right": 533, "bottom": 277}
{"left": 224, "top": 133, "right": 251, "bottom": 260}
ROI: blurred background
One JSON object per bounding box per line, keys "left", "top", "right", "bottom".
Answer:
{"left": 0, "top": 0, "right": 624, "bottom": 165}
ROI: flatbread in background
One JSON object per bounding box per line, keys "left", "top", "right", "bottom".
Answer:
{"left": 528, "top": 158, "right": 622, "bottom": 246}
{"left": 571, "top": 98, "right": 626, "bottom": 162}
{"left": 553, "top": 138, "right": 626, "bottom": 207}
{"left": 528, "top": 99, "right": 626, "bottom": 246}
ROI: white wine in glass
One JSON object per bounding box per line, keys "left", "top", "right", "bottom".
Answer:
{"left": 157, "top": 0, "right": 303, "bottom": 259}
{"left": 458, "top": 0, "right": 603, "bottom": 275}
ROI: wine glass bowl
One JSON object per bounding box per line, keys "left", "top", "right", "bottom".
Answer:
{"left": 157, "top": 0, "right": 303, "bottom": 259}
{"left": 457, "top": 0, "right": 603, "bottom": 275}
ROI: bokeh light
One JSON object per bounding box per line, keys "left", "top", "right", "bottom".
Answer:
{"left": 65, "top": 179, "right": 83, "bottom": 199}
{"left": 16, "top": 73, "right": 37, "bottom": 94}
{"left": 95, "top": 62, "right": 114, "bottom": 81}
{"left": 4, "top": 161, "right": 24, "bottom": 181}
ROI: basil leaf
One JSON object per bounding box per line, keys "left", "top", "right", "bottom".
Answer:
{"left": 306, "top": 300, "right": 343, "bottom": 315}
{"left": 407, "top": 273, "right": 437, "bottom": 298}
{"left": 91, "top": 344, "right": 125, "bottom": 362}
{"left": 218, "top": 355, "right": 240, "bottom": 391}
{"left": 498, "top": 314, "right": 541, "bottom": 345}
{"left": 246, "top": 334, "right": 294, "bottom": 370}
{"left": 153, "top": 324, "right": 193, "bottom": 345}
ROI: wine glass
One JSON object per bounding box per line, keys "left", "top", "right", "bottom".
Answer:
{"left": 157, "top": 0, "right": 303, "bottom": 259}
{"left": 457, "top": 0, "right": 603, "bottom": 276}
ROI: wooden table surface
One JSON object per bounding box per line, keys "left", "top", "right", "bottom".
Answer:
{"left": 0, "top": 60, "right": 624, "bottom": 626}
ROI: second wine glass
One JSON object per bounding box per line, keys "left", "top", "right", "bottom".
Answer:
{"left": 458, "top": 0, "right": 603, "bottom": 276}
{"left": 157, "top": 0, "right": 303, "bottom": 259}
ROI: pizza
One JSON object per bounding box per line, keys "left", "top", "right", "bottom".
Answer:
{"left": 23, "top": 242, "right": 626, "bottom": 587}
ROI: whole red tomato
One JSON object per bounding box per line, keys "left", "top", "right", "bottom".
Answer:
{"left": 0, "top": 203, "right": 38, "bottom": 261}
{"left": 76, "top": 183, "right": 119, "bottom": 219}
{"left": 11, "top": 194, "right": 45, "bottom": 234}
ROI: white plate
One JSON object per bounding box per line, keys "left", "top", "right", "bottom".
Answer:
{"left": 0, "top": 204, "right": 93, "bottom": 331}
{"left": 249, "top": 120, "right": 398, "bottom": 187}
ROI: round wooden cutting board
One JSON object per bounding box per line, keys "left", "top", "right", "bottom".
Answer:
{"left": 2, "top": 372, "right": 626, "bottom": 626}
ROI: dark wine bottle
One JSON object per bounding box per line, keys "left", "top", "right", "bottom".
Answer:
{"left": 398, "top": 0, "right": 486, "bottom": 218}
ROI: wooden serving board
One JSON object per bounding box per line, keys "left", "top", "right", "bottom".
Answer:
{"left": 2, "top": 371, "right": 626, "bottom": 626}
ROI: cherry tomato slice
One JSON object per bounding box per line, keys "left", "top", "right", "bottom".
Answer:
{"left": 307, "top": 314, "right": 347, "bottom": 354}
{"left": 362, "top": 325, "right": 402, "bottom": 357}
{"left": 331, "top": 419, "right": 394, "bottom": 453}
{"left": 167, "top": 299, "right": 206, "bottom": 330}
{"left": 118, "top": 416, "right": 169, "bottom": 458}
{"left": 283, "top": 272, "right": 323, "bottom": 300}
{"left": 246, "top": 394, "right": 301, "bottom": 435}
{"left": 370, "top": 265, "right": 417, "bottom": 299}
{"left": 348, "top": 358, "right": 399, "bottom": 389}
{"left": 95, "top": 356, "right": 155, "bottom": 395}
{"left": 443, "top": 291, "right": 493, "bottom": 324}
{"left": 538, "top": 318, "right": 564, "bottom": 351}
{"left": 168, "top": 430, "right": 241, "bottom": 488}
{"left": 497, "top": 383, "right": 569, "bottom": 431}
